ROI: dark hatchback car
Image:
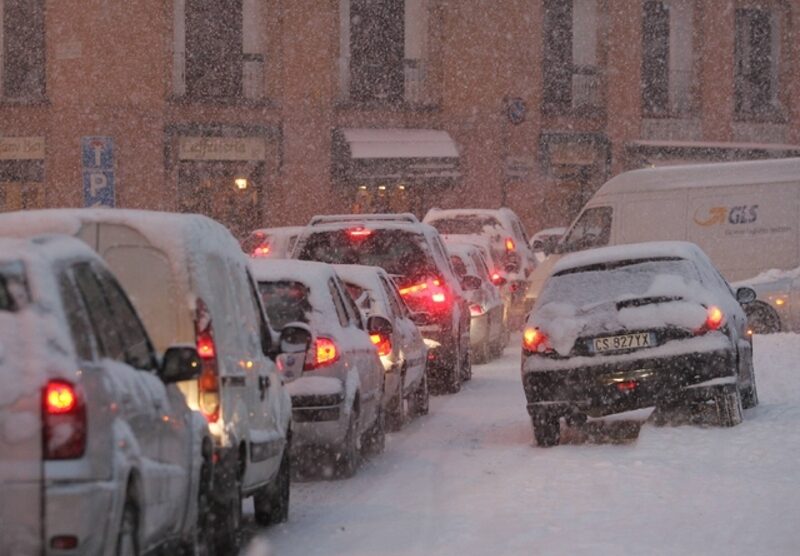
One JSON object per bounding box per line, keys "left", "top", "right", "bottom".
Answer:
{"left": 521, "top": 241, "right": 758, "bottom": 447}
{"left": 293, "top": 216, "right": 472, "bottom": 394}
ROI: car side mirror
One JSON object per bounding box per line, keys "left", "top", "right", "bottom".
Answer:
{"left": 367, "top": 315, "right": 393, "bottom": 336}
{"left": 461, "top": 274, "right": 482, "bottom": 291}
{"left": 504, "top": 262, "right": 519, "bottom": 273}
{"left": 160, "top": 346, "right": 202, "bottom": 384}
{"left": 279, "top": 322, "right": 313, "bottom": 354}
{"left": 736, "top": 287, "right": 757, "bottom": 305}
{"left": 411, "top": 312, "right": 434, "bottom": 326}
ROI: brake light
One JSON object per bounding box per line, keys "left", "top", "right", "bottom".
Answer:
{"left": 370, "top": 333, "right": 392, "bottom": 357}
{"left": 523, "top": 326, "right": 550, "bottom": 354}
{"left": 195, "top": 299, "right": 220, "bottom": 423}
{"left": 431, "top": 292, "right": 447, "bottom": 303}
{"left": 706, "top": 306, "right": 724, "bottom": 330}
{"left": 347, "top": 227, "right": 372, "bottom": 239}
{"left": 399, "top": 277, "right": 450, "bottom": 312}
{"left": 305, "top": 337, "right": 340, "bottom": 370}
{"left": 505, "top": 238, "right": 516, "bottom": 252}
{"left": 490, "top": 271, "right": 504, "bottom": 286}
{"left": 252, "top": 243, "right": 271, "bottom": 257}
{"left": 43, "top": 380, "right": 86, "bottom": 460}
{"left": 469, "top": 304, "right": 485, "bottom": 316}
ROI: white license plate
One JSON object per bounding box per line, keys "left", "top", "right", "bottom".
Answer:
{"left": 593, "top": 332, "right": 654, "bottom": 353}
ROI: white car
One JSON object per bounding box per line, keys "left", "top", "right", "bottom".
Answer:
{"left": 334, "top": 264, "right": 430, "bottom": 430}
{"left": 0, "top": 235, "right": 209, "bottom": 555}
{"left": 252, "top": 260, "right": 385, "bottom": 477}
{"left": 529, "top": 227, "right": 566, "bottom": 263}
{"left": 444, "top": 241, "right": 507, "bottom": 363}
{"left": 522, "top": 241, "right": 757, "bottom": 447}
{"left": 242, "top": 226, "right": 306, "bottom": 259}
{"left": 424, "top": 207, "right": 536, "bottom": 329}
{"left": 0, "top": 209, "right": 294, "bottom": 550}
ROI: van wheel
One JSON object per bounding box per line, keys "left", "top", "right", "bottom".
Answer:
{"left": 745, "top": 301, "right": 780, "bottom": 334}
{"left": 532, "top": 410, "right": 561, "bottom": 448}
{"left": 335, "top": 409, "right": 361, "bottom": 478}
{"left": 183, "top": 458, "right": 213, "bottom": 555}
{"left": 461, "top": 343, "right": 472, "bottom": 381}
{"left": 715, "top": 385, "right": 744, "bottom": 427}
{"left": 444, "top": 339, "right": 462, "bottom": 394}
{"left": 741, "top": 356, "right": 759, "bottom": 409}
{"left": 212, "top": 474, "right": 242, "bottom": 555}
{"left": 254, "top": 439, "right": 291, "bottom": 526}
{"left": 386, "top": 369, "right": 405, "bottom": 432}
{"left": 116, "top": 499, "right": 139, "bottom": 556}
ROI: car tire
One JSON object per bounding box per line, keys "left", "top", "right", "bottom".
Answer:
{"left": 253, "top": 436, "right": 291, "bottom": 526}
{"left": 740, "top": 354, "right": 759, "bottom": 410}
{"left": 715, "top": 384, "right": 744, "bottom": 427}
{"left": 116, "top": 498, "right": 139, "bottom": 556}
{"left": 335, "top": 408, "right": 361, "bottom": 479}
{"left": 410, "top": 371, "right": 430, "bottom": 417}
{"left": 472, "top": 341, "right": 488, "bottom": 364}
{"left": 211, "top": 472, "right": 242, "bottom": 556}
{"left": 386, "top": 369, "right": 406, "bottom": 432}
{"left": 745, "top": 301, "right": 781, "bottom": 334}
{"left": 461, "top": 343, "right": 472, "bottom": 382}
{"left": 183, "top": 456, "right": 213, "bottom": 556}
{"left": 362, "top": 405, "right": 386, "bottom": 457}
{"left": 444, "top": 340, "right": 462, "bottom": 394}
{"left": 532, "top": 410, "right": 561, "bottom": 448}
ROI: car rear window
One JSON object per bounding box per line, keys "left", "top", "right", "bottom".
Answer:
{"left": 540, "top": 258, "right": 701, "bottom": 308}
{"left": 257, "top": 280, "right": 312, "bottom": 328}
{"left": 298, "top": 229, "right": 437, "bottom": 281}
{"left": 0, "top": 262, "right": 30, "bottom": 312}
{"left": 428, "top": 215, "right": 503, "bottom": 235}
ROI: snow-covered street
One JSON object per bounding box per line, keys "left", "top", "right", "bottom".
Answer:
{"left": 245, "top": 333, "right": 800, "bottom": 556}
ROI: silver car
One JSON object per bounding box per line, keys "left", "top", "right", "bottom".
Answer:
{"left": 0, "top": 236, "right": 209, "bottom": 555}
{"left": 334, "top": 264, "right": 430, "bottom": 430}
{"left": 252, "top": 259, "right": 385, "bottom": 478}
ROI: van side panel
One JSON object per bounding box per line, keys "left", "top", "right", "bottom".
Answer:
{"left": 687, "top": 184, "right": 799, "bottom": 281}
{"left": 619, "top": 191, "right": 689, "bottom": 244}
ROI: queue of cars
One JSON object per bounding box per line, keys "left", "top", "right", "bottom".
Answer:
{"left": 1, "top": 197, "right": 761, "bottom": 553}
{"left": 0, "top": 206, "right": 523, "bottom": 555}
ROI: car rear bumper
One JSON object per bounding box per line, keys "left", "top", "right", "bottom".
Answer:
{"left": 522, "top": 343, "right": 736, "bottom": 417}
{"left": 44, "top": 479, "right": 118, "bottom": 556}
{"left": 290, "top": 391, "right": 350, "bottom": 450}
{"left": 469, "top": 313, "right": 490, "bottom": 347}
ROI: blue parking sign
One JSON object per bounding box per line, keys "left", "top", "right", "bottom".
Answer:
{"left": 81, "top": 137, "right": 115, "bottom": 207}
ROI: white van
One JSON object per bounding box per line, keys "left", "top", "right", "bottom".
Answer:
{"left": 526, "top": 158, "right": 800, "bottom": 333}
{"left": 0, "top": 209, "right": 294, "bottom": 550}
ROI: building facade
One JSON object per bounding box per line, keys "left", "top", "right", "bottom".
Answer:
{"left": 1, "top": 0, "right": 799, "bottom": 237}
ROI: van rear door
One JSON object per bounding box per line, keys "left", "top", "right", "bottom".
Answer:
{"left": 0, "top": 264, "right": 43, "bottom": 554}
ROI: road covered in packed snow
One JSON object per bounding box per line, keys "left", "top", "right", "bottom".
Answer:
{"left": 243, "top": 334, "right": 800, "bottom": 555}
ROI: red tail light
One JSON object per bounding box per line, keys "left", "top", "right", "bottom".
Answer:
{"left": 523, "top": 327, "right": 551, "bottom": 354}
{"left": 305, "top": 337, "right": 340, "bottom": 370}
{"left": 370, "top": 333, "right": 392, "bottom": 357}
{"left": 43, "top": 380, "right": 86, "bottom": 460}
{"left": 706, "top": 305, "right": 724, "bottom": 330}
{"left": 469, "top": 304, "right": 485, "bottom": 316}
{"left": 398, "top": 277, "right": 450, "bottom": 313}
{"left": 252, "top": 243, "right": 271, "bottom": 257}
{"left": 347, "top": 227, "right": 373, "bottom": 239}
{"left": 195, "top": 299, "right": 220, "bottom": 423}
{"left": 505, "top": 237, "right": 516, "bottom": 252}
{"left": 490, "top": 271, "right": 504, "bottom": 286}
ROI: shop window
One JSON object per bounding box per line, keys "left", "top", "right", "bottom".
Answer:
{"left": 558, "top": 206, "right": 613, "bottom": 253}
{"left": 339, "top": 0, "right": 432, "bottom": 105}
{"left": 542, "top": 0, "right": 602, "bottom": 114}
{"left": 177, "top": 161, "right": 262, "bottom": 239}
{"left": 0, "top": 160, "right": 44, "bottom": 212}
{"left": 173, "top": 0, "right": 265, "bottom": 100}
{"left": 735, "top": 8, "right": 782, "bottom": 120}
{"left": 0, "top": 0, "right": 46, "bottom": 101}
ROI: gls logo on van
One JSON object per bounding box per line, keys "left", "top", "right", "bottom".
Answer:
{"left": 693, "top": 205, "right": 759, "bottom": 227}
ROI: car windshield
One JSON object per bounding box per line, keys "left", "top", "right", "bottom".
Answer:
{"left": 428, "top": 215, "right": 503, "bottom": 236}
{"left": 539, "top": 257, "right": 701, "bottom": 308}
{"left": 298, "top": 229, "right": 437, "bottom": 281}
{"left": 257, "top": 280, "right": 312, "bottom": 328}
{"left": 0, "top": 262, "right": 30, "bottom": 312}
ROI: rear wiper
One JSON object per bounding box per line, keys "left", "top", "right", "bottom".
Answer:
{"left": 616, "top": 296, "right": 683, "bottom": 310}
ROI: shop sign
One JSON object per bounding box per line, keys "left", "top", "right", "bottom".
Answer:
{"left": 505, "top": 156, "right": 535, "bottom": 180}
{"left": 178, "top": 136, "right": 266, "bottom": 161}
{"left": 0, "top": 137, "right": 45, "bottom": 160}
{"left": 548, "top": 142, "right": 599, "bottom": 166}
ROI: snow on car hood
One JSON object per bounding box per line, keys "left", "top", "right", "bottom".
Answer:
{"left": 531, "top": 272, "right": 715, "bottom": 356}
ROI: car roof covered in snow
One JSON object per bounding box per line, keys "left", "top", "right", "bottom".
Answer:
{"left": 552, "top": 241, "right": 706, "bottom": 275}
{"left": 250, "top": 225, "right": 306, "bottom": 237}
{"left": 250, "top": 259, "right": 342, "bottom": 310}
{"left": 424, "top": 207, "right": 518, "bottom": 222}
{"left": 298, "top": 218, "right": 439, "bottom": 237}
{"left": 332, "top": 263, "right": 387, "bottom": 290}
{"left": 594, "top": 157, "right": 800, "bottom": 196}
{"left": 0, "top": 234, "right": 100, "bottom": 269}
